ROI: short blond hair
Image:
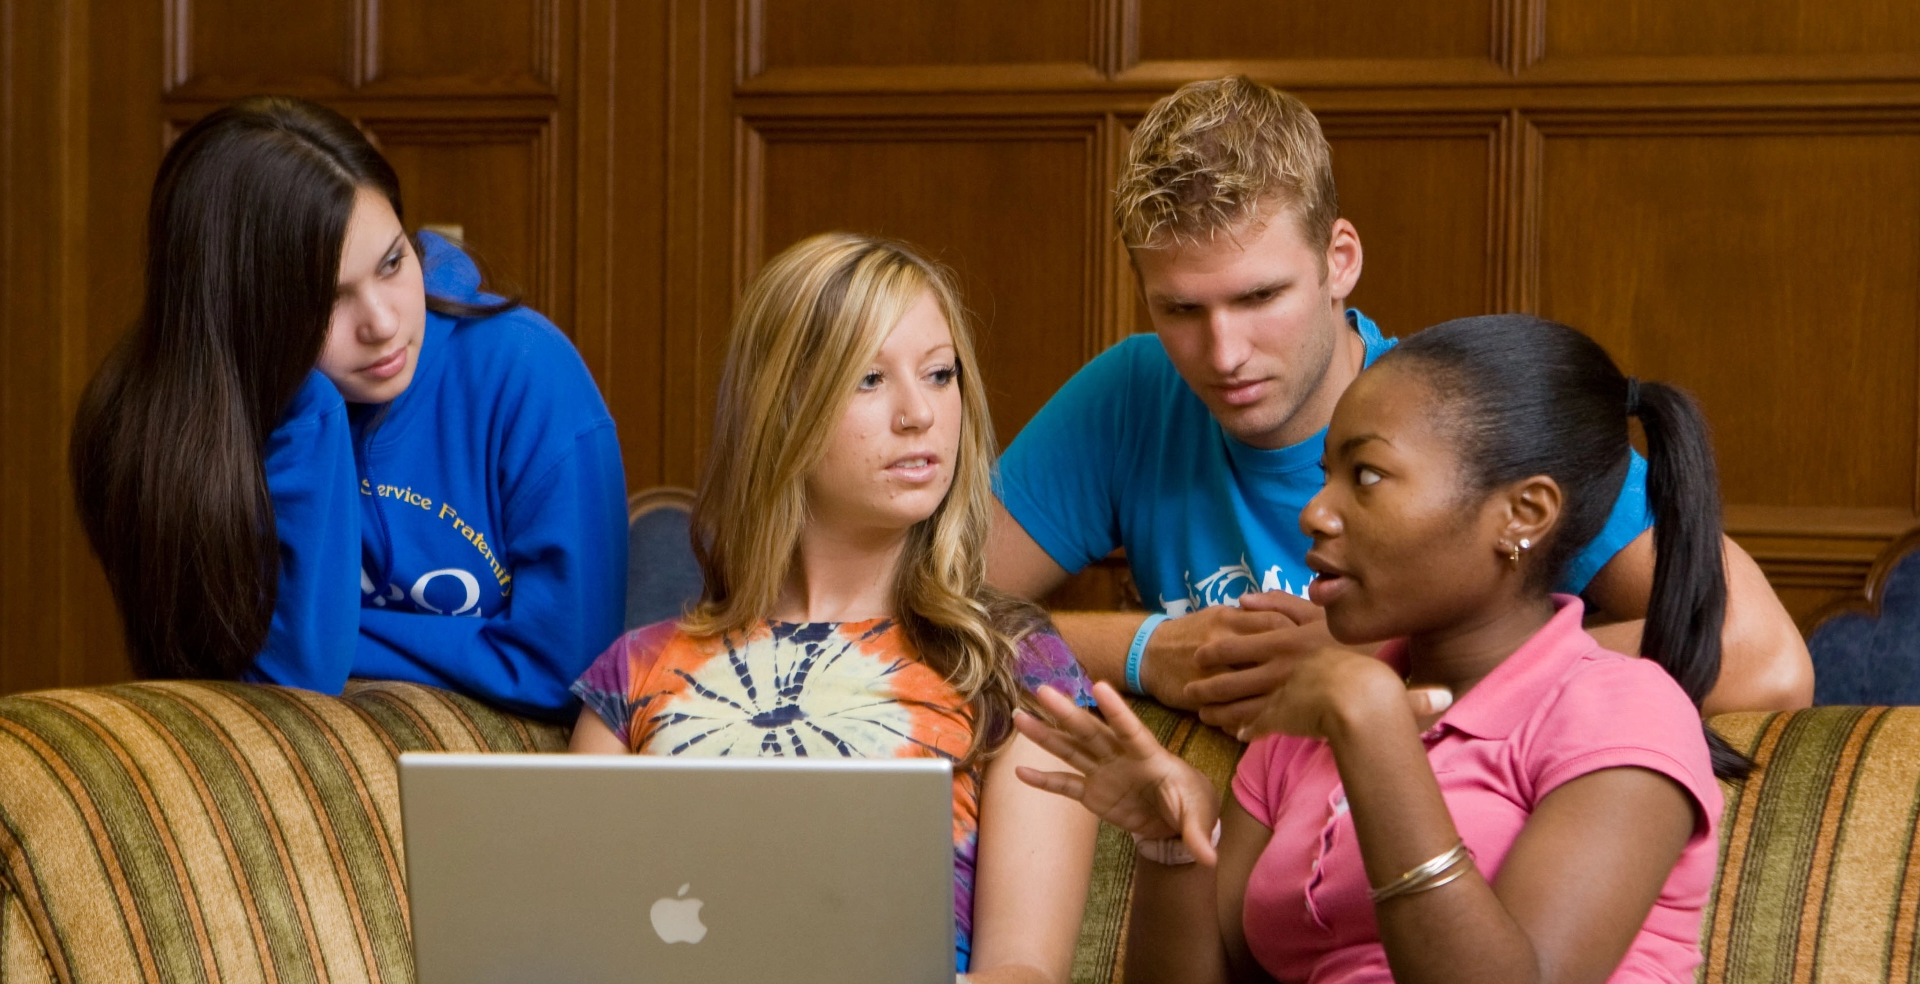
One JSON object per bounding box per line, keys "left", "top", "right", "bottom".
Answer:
{"left": 1116, "top": 76, "right": 1339, "bottom": 255}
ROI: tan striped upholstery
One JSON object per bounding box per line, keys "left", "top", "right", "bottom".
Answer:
{"left": 0, "top": 680, "right": 566, "bottom": 984}
{"left": 0, "top": 679, "right": 1908, "bottom": 984}
{"left": 1704, "top": 707, "right": 1920, "bottom": 984}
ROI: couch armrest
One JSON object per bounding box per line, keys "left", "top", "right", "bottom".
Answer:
{"left": 0, "top": 680, "right": 566, "bottom": 984}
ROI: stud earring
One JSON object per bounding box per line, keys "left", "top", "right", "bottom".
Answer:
{"left": 1508, "top": 538, "right": 1532, "bottom": 566}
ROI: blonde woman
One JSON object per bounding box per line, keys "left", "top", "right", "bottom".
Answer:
{"left": 569, "top": 232, "right": 1098, "bottom": 981}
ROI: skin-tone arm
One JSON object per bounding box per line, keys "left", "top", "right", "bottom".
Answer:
{"left": 1019, "top": 672, "right": 1696, "bottom": 984}
{"left": 568, "top": 707, "right": 627, "bottom": 753}
{"left": 1583, "top": 530, "right": 1812, "bottom": 714}
{"left": 965, "top": 733, "right": 1100, "bottom": 984}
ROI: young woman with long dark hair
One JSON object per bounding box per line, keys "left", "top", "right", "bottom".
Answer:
{"left": 1016, "top": 315, "right": 1742, "bottom": 983}
{"left": 70, "top": 96, "right": 627, "bottom": 718}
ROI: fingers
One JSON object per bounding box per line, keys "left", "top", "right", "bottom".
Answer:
{"left": 1196, "top": 695, "right": 1268, "bottom": 735}
{"left": 1185, "top": 658, "right": 1292, "bottom": 707}
{"left": 1012, "top": 709, "right": 1104, "bottom": 776}
{"left": 1013, "top": 765, "right": 1087, "bottom": 802}
{"left": 1158, "top": 777, "right": 1220, "bottom": 868}
{"left": 1192, "top": 621, "right": 1335, "bottom": 671}
{"left": 1206, "top": 607, "right": 1296, "bottom": 637}
{"left": 1406, "top": 686, "right": 1454, "bottom": 718}
{"left": 1233, "top": 591, "right": 1324, "bottom": 625}
{"left": 1087, "top": 681, "right": 1170, "bottom": 760}
{"left": 1182, "top": 805, "right": 1219, "bottom": 867}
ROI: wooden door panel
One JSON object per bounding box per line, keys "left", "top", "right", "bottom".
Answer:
{"left": 753, "top": 0, "right": 1094, "bottom": 68}
{"left": 1537, "top": 128, "right": 1920, "bottom": 513}
{"left": 367, "top": 119, "right": 556, "bottom": 319}
{"left": 171, "top": 0, "right": 351, "bottom": 93}
{"left": 750, "top": 125, "right": 1098, "bottom": 448}
{"left": 366, "top": 0, "right": 557, "bottom": 92}
{"left": 1134, "top": 0, "right": 1496, "bottom": 62}
{"left": 1329, "top": 127, "right": 1500, "bottom": 338}
{"left": 1544, "top": 0, "right": 1920, "bottom": 58}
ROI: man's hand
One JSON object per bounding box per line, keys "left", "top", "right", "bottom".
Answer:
{"left": 1148, "top": 592, "right": 1377, "bottom": 734}
{"left": 1136, "top": 598, "right": 1301, "bottom": 711}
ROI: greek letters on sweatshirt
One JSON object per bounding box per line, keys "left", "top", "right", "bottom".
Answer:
{"left": 246, "top": 231, "right": 628, "bottom": 719}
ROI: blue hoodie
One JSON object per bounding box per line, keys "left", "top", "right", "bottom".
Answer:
{"left": 246, "top": 232, "right": 629, "bottom": 719}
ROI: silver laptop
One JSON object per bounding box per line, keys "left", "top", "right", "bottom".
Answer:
{"left": 399, "top": 753, "right": 955, "bottom": 984}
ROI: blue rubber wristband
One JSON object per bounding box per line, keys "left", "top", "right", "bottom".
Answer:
{"left": 1125, "top": 614, "right": 1170, "bottom": 696}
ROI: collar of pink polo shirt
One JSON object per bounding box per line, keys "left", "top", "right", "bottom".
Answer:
{"left": 1374, "top": 595, "right": 1600, "bottom": 741}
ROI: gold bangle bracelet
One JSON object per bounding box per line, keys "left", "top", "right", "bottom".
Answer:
{"left": 1369, "top": 841, "right": 1472, "bottom": 904}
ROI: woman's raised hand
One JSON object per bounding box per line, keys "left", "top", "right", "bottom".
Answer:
{"left": 1013, "top": 681, "right": 1223, "bottom": 865}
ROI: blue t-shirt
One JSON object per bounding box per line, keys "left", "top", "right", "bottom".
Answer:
{"left": 997, "top": 310, "right": 1651, "bottom": 616}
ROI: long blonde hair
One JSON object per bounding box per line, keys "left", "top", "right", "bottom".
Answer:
{"left": 686, "top": 231, "right": 1044, "bottom": 766}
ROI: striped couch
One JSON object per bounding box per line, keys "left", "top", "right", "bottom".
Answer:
{"left": 0, "top": 683, "right": 1904, "bottom": 984}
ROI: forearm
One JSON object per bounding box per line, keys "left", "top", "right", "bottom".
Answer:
{"left": 1124, "top": 859, "right": 1232, "bottom": 984}
{"left": 1586, "top": 533, "right": 1811, "bottom": 713}
{"left": 1052, "top": 611, "right": 1148, "bottom": 692}
{"left": 1328, "top": 689, "right": 1539, "bottom": 984}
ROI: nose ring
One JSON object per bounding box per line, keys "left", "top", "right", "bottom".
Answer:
{"left": 898, "top": 414, "right": 909, "bottom": 428}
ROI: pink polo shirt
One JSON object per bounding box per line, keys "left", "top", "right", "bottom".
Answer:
{"left": 1231, "top": 597, "right": 1721, "bottom": 984}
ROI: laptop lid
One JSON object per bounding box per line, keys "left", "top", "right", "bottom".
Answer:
{"left": 400, "top": 753, "right": 955, "bottom": 984}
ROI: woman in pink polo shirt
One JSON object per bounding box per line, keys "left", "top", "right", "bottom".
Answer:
{"left": 1016, "top": 314, "right": 1744, "bottom": 984}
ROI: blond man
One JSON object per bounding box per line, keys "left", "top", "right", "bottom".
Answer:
{"left": 987, "top": 76, "right": 1811, "bottom": 726}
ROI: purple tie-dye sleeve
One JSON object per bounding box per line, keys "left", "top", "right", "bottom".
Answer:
{"left": 1014, "top": 631, "right": 1096, "bottom": 707}
{"left": 568, "top": 631, "right": 640, "bottom": 746}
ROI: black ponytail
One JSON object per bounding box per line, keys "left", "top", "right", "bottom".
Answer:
{"left": 1633, "top": 381, "right": 1750, "bottom": 779}
{"left": 1380, "top": 316, "right": 1750, "bottom": 780}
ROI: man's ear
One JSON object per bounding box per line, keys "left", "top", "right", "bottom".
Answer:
{"left": 1325, "top": 218, "right": 1363, "bottom": 303}
{"left": 1500, "top": 475, "right": 1563, "bottom": 555}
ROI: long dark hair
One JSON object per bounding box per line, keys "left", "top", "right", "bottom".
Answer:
{"left": 70, "top": 96, "right": 510, "bottom": 680}
{"left": 1380, "top": 315, "right": 1750, "bottom": 780}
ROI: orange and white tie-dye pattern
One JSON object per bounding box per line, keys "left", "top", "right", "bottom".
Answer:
{"left": 571, "top": 617, "right": 1092, "bottom": 972}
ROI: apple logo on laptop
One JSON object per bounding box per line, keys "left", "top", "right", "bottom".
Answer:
{"left": 650, "top": 883, "right": 707, "bottom": 944}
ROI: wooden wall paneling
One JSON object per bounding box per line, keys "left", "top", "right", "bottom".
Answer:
{"left": 1543, "top": 0, "right": 1920, "bottom": 59}
{"left": 1530, "top": 111, "right": 1920, "bottom": 625}
{"left": 1321, "top": 114, "right": 1508, "bottom": 338}
{"left": 1729, "top": 504, "right": 1918, "bottom": 630}
{"left": 1132, "top": 0, "right": 1501, "bottom": 63}
{"left": 363, "top": 0, "right": 560, "bottom": 95}
{"left": 1, "top": 0, "right": 86, "bottom": 693}
{"left": 77, "top": 0, "right": 171, "bottom": 688}
{"left": 168, "top": 0, "right": 356, "bottom": 96}
{"left": 1524, "top": 0, "right": 1920, "bottom": 82}
{"left": 749, "top": 0, "right": 1097, "bottom": 71}
{"left": 575, "top": 0, "right": 650, "bottom": 489}
{"left": 740, "top": 0, "right": 1108, "bottom": 95}
{"left": 742, "top": 119, "right": 1103, "bottom": 449}
{"left": 1116, "top": 0, "right": 1519, "bottom": 89}
{"left": 664, "top": 0, "right": 740, "bottom": 488}
{"left": 364, "top": 116, "right": 561, "bottom": 322}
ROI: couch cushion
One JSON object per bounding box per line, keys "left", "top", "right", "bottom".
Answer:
{"left": 0, "top": 680, "right": 566, "bottom": 984}
{"left": 1706, "top": 707, "right": 1920, "bottom": 984}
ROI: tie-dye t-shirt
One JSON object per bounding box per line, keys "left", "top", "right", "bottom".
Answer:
{"left": 568, "top": 617, "right": 1093, "bottom": 972}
